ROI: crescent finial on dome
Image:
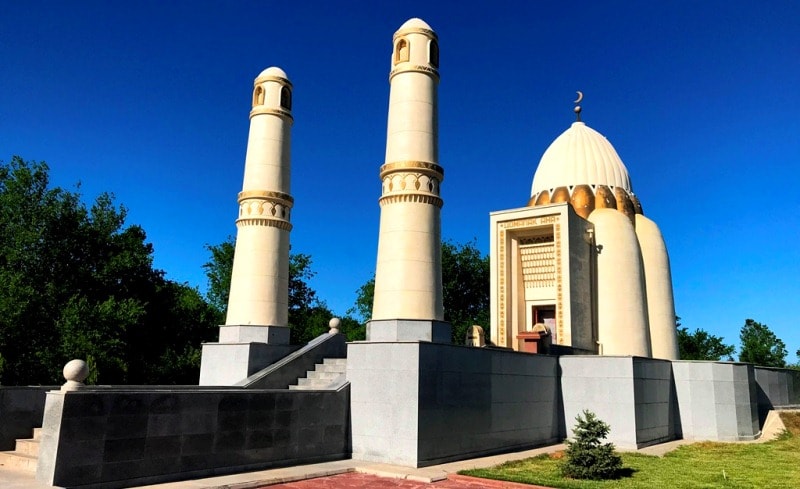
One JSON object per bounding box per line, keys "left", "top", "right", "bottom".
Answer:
{"left": 574, "top": 91, "right": 583, "bottom": 122}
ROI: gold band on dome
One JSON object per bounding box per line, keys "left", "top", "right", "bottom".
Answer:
{"left": 238, "top": 190, "right": 294, "bottom": 206}
{"left": 380, "top": 161, "right": 444, "bottom": 180}
{"left": 253, "top": 75, "right": 293, "bottom": 88}
{"left": 249, "top": 106, "right": 293, "bottom": 121}
{"left": 393, "top": 27, "right": 437, "bottom": 41}
{"left": 236, "top": 217, "right": 293, "bottom": 231}
{"left": 389, "top": 65, "right": 440, "bottom": 82}
{"left": 379, "top": 194, "right": 443, "bottom": 208}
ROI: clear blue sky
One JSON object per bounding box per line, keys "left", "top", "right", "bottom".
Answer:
{"left": 2, "top": 1, "right": 798, "bottom": 361}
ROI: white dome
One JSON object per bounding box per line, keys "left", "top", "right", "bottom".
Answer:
{"left": 398, "top": 18, "right": 433, "bottom": 31}
{"left": 531, "top": 122, "right": 631, "bottom": 196}
{"left": 258, "top": 66, "right": 288, "bottom": 79}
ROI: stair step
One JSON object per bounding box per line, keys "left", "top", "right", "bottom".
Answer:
{"left": 14, "top": 438, "right": 40, "bottom": 457}
{"left": 297, "top": 377, "right": 333, "bottom": 387}
{"left": 323, "top": 358, "right": 347, "bottom": 366}
{"left": 0, "top": 451, "right": 37, "bottom": 472}
{"left": 314, "top": 364, "right": 346, "bottom": 374}
{"left": 307, "top": 370, "right": 342, "bottom": 380}
{"left": 32, "top": 428, "right": 42, "bottom": 440}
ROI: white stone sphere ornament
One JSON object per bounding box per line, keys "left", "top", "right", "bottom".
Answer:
{"left": 61, "top": 359, "right": 89, "bottom": 391}
{"left": 329, "top": 317, "right": 341, "bottom": 335}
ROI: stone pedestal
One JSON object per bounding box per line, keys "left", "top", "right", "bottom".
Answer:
{"left": 366, "top": 319, "right": 451, "bottom": 343}
{"left": 347, "top": 341, "right": 560, "bottom": 467}
{"left": 199, "top": 325, "right": 296, "bottom": 386}
{"left": 218, "top": 324, "right": 290, "bottom": 344}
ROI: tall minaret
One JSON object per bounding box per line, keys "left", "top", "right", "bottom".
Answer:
{"left": 199, "top": 67, "right": 296, "bottom": 385}
{"left": 224, "top": 66, "right": 293, "bottom": 335}
{"left": 368, "top": 18, "right": 450, "bottom": 343}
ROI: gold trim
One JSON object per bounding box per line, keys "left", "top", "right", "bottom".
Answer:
{"left": 254, "top": 75, "right": 293, "bottom": 88}
{"left": 497, "top": 228, "right": 506, "bottom": 347}
{"left": 555, "top": 223, "right": 563, "bottom": 343}
{"left": 378, "top": 194, "right": 443, "bottom": 208}
{"left": 533, "top": 190, "right": 551, "bottom": 207}
{"left": 249, "top": 106, "right": 293, "bottom": 121}
{"left": 393, "top": 27, "right": 438, "bottom": 41}
{"left": 380, "top": 161, "right": 444, "bottom": 180}
{"left": 570, "top": 184, "right": 595, "bottom": 219}
{"left": 614, "top": 187, "right": 636, "bottom": 224}
{"left": 595, "top": 185, "right": 617, "bottom": 210}
{"left": 238, "top": 190, "right": 294, "bottom": 206}
{"left": 382, "top": 173, "right": 440, "bottom": 196}
{"left": 631, "top": 193, "right": 643, "bottom": 215}
{"left": 389, "top": 65, "right": 440, "bottom": 82}
{"left": 235, "top": 218, "right": 293, "bottom": 231}
{"left": 551, "top": 186, "right": 570, "bottom": 204}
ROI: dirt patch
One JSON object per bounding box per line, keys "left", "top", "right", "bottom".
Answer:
{"left": 778, "top": 411, "right": 800, "bottom": 435}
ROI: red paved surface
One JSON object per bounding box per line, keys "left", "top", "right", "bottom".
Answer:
{"left": 262, "top": 472, "right": 552, "bottom": 488}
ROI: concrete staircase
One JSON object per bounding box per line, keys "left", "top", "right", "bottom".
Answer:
{"left": 289, "top": 358, "right": 347, "bottom": 390}
{"left": 0, "top": 428, "right": 41, "bottom": 472}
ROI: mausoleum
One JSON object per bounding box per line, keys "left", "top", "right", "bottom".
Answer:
{"left": 490, "top": 104, "right": 679, "bottom": 360}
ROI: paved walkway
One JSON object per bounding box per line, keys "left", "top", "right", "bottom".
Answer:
{"left": 262, "top": 472, "right": 553, "bottom": 488}
{"left": 2, "top": 433, "right": 774, "bottom": 489}
{"left": 0, "top": 444, "right": 566, "bottom": 489}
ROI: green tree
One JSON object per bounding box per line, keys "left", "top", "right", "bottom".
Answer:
{"left": 351, "top": 239, "right": 490, "bottom": 344}
{"left": 561, "top": 410, "right": 623, "bottom": 480}
{"left": 676, "top": 317, "right": 735, "bottom": 361}
{"left": 0, "top": 156, "right": 218, "bottom": 385}
{"left": 441, "top": 240, "right": 490, "bottom": 344}
{"left": 350, "top": 277, "right": 375, "bottom": 324}
{"left": 202, "top": 237, "right": 234, "bottom": 320}
{"left": 738, "top": 318, "right": 787, "bottom": 367}
{"left": 203, "top": 237, "right": 366, "bottom": 344}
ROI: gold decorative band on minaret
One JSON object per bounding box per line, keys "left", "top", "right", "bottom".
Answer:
{"left": 379, "top": 193, "right": 443, "bottom": 208}
{"left": 389, "top": 65, "right": 440, "bottom": 82}
{"left": 381, "top": 172, "right": 441, "bottom": 196}
{"left": 235, "top": 217, "right": 293, "bottom": 231}
{"left": 253, "top": 75, "right": 293, "bottom": 88}
{"left": 238, "top": 190, "right": 294, "bottom": 207}
{"left": 249, "top": 106, "right": 293, "bottom": 122}
{"left": 380, "top": 160, "right": 444, "bottom": 180}
{"left": 393, "top": 27, "right": 437, "bottom": 41}
{"left": 237, "top": 193, "right": 292, "bottom": 224}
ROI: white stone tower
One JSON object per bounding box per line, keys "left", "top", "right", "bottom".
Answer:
{"left": 225, "top": 66, "right": 293, "bottom": 333}
{"left": 199, "top": 67, "right": 297, "bottom": 385}
{"left": 368, "top": 18, "right": 450, "bottom": 342}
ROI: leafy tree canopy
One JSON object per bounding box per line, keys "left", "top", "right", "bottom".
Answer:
{"left": 351, "top": 239, "right": 490, "bottom": 344}
{"left": 676, "top": 317, "right": 735, "bottom": 361}
{"left": 738, "top": 318, "right": 787, "bottom": 368}
{"left": 0, "top": 156, "right": 218, "bottom": 385}
{"left": 203, "top": 237, "right": 365, "bottom": 344}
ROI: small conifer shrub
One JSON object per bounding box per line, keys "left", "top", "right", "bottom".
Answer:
{"left": 560, "top": 410, "right": 623, "bottom": 480}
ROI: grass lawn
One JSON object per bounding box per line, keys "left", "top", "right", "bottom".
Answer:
{"left": 460, "top": 412, "right": 800, "bottom": 489}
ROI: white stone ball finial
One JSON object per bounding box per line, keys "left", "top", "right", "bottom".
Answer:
{"left": 329, "top": 317, "right": 341, "bottom": 335}
{"left": 61, "top": 359, "right": 89, "bottom": 391}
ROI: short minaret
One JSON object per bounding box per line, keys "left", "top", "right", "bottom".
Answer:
{"left": 199, "top": 67, "right": 297, "bottom": 385}
{"left": 368, "top": 18, "right": 450, "bottom": 342}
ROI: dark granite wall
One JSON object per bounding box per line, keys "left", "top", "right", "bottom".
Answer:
{"left": 37, "top": 387, "right": 350, "bottom": 488}
{"left": 0, "top": 386, "right": 54, "bottom": 450}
